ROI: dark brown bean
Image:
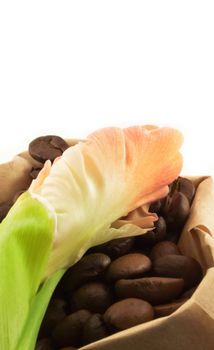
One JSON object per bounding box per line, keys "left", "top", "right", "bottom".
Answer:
{"left": 170, "top": 177, "right": 195, "bottom": 204}
{"left": 82, "top": 314, "right": 109, "bottom": 345}
{"left": 39, "top": 299, "right": 67, "bottom": 338}
{"left": 103, "top": 298, "right": 154, "bottom": 331}
{"left": 135, "top": 230, "right": 156, "bottom": 250}
{"left": 149, "top": 199, "right": 162, "bottom": 213}
{"left": 135, "top": 216, "right": 166, "bottom": 249}
{"left": 150, "top": 241, "right": 180, "bottom": 261}
{"left": 90, "top": 237, "right": 135, "bottom": 259}
{"left": 115, "top": 277, "right": 184, "bottom": 305}
{"left": 159, "top": 196, "right": 167, "bottom": 215}
{"left": 52, "top": 309, "right": 91, "bottom": 348}
{"left": 0, "top": 201, "right": 12, "bottom": 222}
{"left": 154, "top": 298, "right": 188, "bottom": 318}
{"left": 181, "top": 286, "right": 197, "bottom": 298}
{"left": 165, "top": 192, "right": 190, "bottom": 229}
{"left": 154, "top": 216, "right": 167, "bottom": 241}
{"left": 106, "top": 253, "right": 151, "bottom": 281}
{"left": 60, "top": 253, "right": 111, "bottom": 293}
{"left": 165, "top": 230, "right": 181, "bottom": 244}
{"left": 59, "top": 347, "right": 77, "bottom": 350}
{"left": 35, "top": 338, "right": 54, "bottom": 350}
{"left": 30, "top": 166, "right": 43, "bottom": 179}
{"left": 152, "top": 254, "right": 203, "bottom": 289}
{"left": 70, "top": 282, "right": 113, "bottom": 313}
{"left": 29, "top": 135, "right": 69, "bottom": 163}
{"left": 12, "top": 190, "right": 25, "bottom": 204}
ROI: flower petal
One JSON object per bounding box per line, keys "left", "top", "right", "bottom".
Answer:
{"left": 30, "top": 126, "right": 183, "bottom": 277}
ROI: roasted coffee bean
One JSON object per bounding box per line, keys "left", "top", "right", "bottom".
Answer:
{"left": 159, "top": 196, "right": 167, "bottom": 215}
{"left": 149, "top": 199, "right": 162, "bottom": 213}
{"left": 29, "top": 135, "right": 69, "bottom": 163}
{"left": 115, "top": 277, "right": 184, "bottom": 305}
{"left": 82, "top": 314, "right": 109, "bottom": 345}
{"left": 103, "top": 298, "right": 154, "bottom": 331}
{"left": 181, "top": 286, "right": 197, "bottom": 298}
{"left": 52, "top": 309, "right": 91, "bottom": 348}
{"left": 0, "top": 201, "right": 12, "bottom": 222}
{"left": 135, "top": 216, "right": 166, "bottom": 249}
{"left": 106, "top": 253, "right": 151, "bottom": 282}
{"left": 152, "top": 254, "right": 203, "bottom": 289}
{"left": 39, "top": 299, "right": 67, "bottom": 338}
{"left": 30, "top": 166, "right": 43, "bottom": 179}
{"left": 60, "top": 253, "right": 111, "bottom": 293}
{"left": 154, "top": 298, "right": 188, "bottom": 318}
{"left": 12, "top": 190, "right": 25, "bottom": 204}
{"left": 135, "top": 230, "right": 156, "bottom": 250}
{"left": 36, "top": 175, "right": 200, "bottom": 347}
{"left": 165, "top": 230, "right": 181, "bottom": 244}
{"left": 154, "top": 216, "right": 167, "bottom": 240}
{"left": 164, "top": 192, "right": 190, "bottom": 229}
{"left": 170, "top": 177, "right": 195, "bottom": 204}
{"left": 70, "top": 282, "right": 113, "bottom": 313}
{"left": 35, "top": 338, "right": 54, "bottom": 350}
{"left": 90, "top": 237, "right": 135, "bottom": 259}
{"left": 150, "top": 241, "right": 180, "bottom": 261}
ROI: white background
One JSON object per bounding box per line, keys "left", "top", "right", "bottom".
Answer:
{"left": 0, "top": 1, "right": 214, "bottom": 175}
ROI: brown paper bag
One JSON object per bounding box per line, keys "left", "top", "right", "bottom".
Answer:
{"left": 80, "top": 176, "right": 214, "bottom": 350}
{"left": 0, "top": 142, "right": 214, "bottom": 350}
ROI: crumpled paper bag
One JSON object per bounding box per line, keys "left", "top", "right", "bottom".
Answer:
{"left": 80, "top": 176, "right": 214, "bottom": 350}
{"left": 0, "top": 142, "right": 214, "bottom": 350}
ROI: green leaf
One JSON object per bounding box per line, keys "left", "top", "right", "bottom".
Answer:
{"left": 0, "top": 192, "right": 55, "bottom": 350}
{"left": 17, "top": 269, "right": 65, "bottom": 350}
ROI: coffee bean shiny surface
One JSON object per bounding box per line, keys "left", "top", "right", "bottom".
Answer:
{"left": 154, "top": 298, "right": 188, "bottom": 318}
{"left": 106, "top": 253, "right": 151, "bottom": 281}
{"left": 52, "top": 309, "right": 91, "bottom": 348}
{"left": 82, "top": 314, "right": 109, "bottom": 345}
{"left": 29, "top": 135, "right": 69, "bottom": 163}
{"left": 104, "top": 298, "right": 154, "bottom": 331}
{"left": 39, "top": 299, "right": 67, "bottom": 338}
{"left": 61, "top": 253, "right": 111, "bottom": 293}
{"left": 115, "top": 277, "right": 184, "bottom": 305}
{"left": 70, "top": 282, "right": 113, "bottom": 313}
{"left": 171, "top": 177, "right": 195, "bottom": 204}
{"left": 150, "top": 241, "right": 180, "bottom": 261}
{"left": 165, "top": 192, "right": 190, "bottom": 229}
{"left": 90, "top": 237, "right": 135, "bottom": 259}
{"left": 136, "top": 216, "right": 166, "bottom": 248}
{"left": 152, "top": 254, "right": 203, "bottom": 289}
{"left": 154, "top": 216, "right": 167, "bottom": 241}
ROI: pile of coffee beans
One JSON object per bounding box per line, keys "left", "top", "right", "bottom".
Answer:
{"left": 0, "top": 136, "right": 204, "bottom": 350}
{"left": 35, "top": 176, "right": 202, "bottom": 347}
